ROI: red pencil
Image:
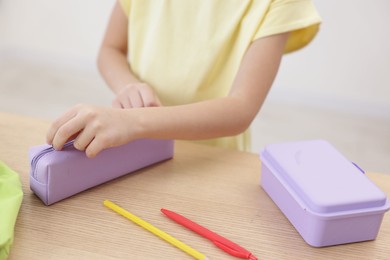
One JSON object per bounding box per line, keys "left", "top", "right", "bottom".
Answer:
{"left": 161, "top": 209, "right": 257, "bottom": 260}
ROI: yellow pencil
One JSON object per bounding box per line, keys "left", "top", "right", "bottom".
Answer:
{"left": 103, "top": 200, "right": 209, "bottom": 260}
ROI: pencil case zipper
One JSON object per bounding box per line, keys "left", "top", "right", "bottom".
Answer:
{"left": 31, "top": 141, "right": 75, "bottom": 180}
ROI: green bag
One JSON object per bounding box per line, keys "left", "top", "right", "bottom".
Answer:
{"left": 0, "top": 162, "right": 23, "bottom": 260}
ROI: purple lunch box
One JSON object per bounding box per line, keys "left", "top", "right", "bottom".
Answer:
{"left": 29, "top": 139, "right": 174, "bottom": 205}
{"left": 260, "top": 139, "right": 390, "bottom": 247}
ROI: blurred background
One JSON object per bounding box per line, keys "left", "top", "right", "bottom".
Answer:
{"left": 0, "top": 0, "right": 389, "bottom": 173}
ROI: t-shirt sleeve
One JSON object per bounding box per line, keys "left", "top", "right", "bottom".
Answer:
{"left": 253, "top": 0, "right": 321, "bottom": 53}
{"left": 118, "top": 0, "right": 131, "bottom": 17}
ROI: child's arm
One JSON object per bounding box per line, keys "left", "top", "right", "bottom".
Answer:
{"left": 97, "top": 1, "right": 161, "bottom": 108}
{"left": 47, "top": 32, "right": 288, "bottom": 158}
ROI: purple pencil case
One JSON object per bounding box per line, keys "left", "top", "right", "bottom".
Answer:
{"left": 260, "top": 139, "right": 390, "bottom": 247}
{"left": 29, "top": 139, "right": 174, "bottom": 205}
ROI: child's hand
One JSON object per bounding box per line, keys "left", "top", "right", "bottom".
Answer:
{"left": 112, "top": 83, "right": 162, "bottom": 108}
{"left": 46, "top": 104, "right": 139, "bottom": 158}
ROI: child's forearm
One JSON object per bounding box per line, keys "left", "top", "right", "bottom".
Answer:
{"left": 97, "top": 47, "right": 141, "bottom": 94}
{"left": 46, "top": 96, "right": 257, "bottom": 158}
{"left": 47, "top": 96, "right": 256, "bottom": 158}
{"left": 97, "top": 1, "right": 140, "bottom": 95}
{"left": 127, "top": 96, "right": 259, "bottom": 141}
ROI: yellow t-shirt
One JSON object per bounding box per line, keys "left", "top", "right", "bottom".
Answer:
{"left": 119, "top": 0, "right": 321, "bottom": 151}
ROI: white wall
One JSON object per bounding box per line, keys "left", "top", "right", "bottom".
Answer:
{"left": 1, "top": 0, "right": 389, "bottom": 118}
{"left": 0, "top": 0, "right": 115, "bottom": 70}
{"left": 270, "top": 0, "right": 390, "bottom": 118}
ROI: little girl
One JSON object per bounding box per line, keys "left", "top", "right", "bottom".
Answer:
{"left": 47, "top": 0, "right": 321, "bottom": 158}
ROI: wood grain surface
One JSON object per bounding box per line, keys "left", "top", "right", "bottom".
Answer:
{"left": 1, "top": 112, "right": 389, "bottom": 260}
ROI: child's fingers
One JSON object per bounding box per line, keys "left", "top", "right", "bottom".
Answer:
{"left": 119, "top": 95, "right": 132, "bottom": 108}
{"left": 112, "top": 94, "right": 132, "bottom": 108}
{"left": 129, "top": 90, "right": 144, "bottom": 108}
{"left": 112, "top": 98, "right": 123, "bottom": 108}
{"left": 46, "top": 108, "right": 78, "bottom": 145}
{"left": 138, "top": 85, "right": 161, "bottom": 107}
{"left": 84, "top": 137, "right": 104, "bottom": 158}
{"left": 73, "top": 126, "right": 96, "bottom": 152}
{"left": 51, "top": 115, "right": 86, "bottom": 150}
{"left": 113, "top": 83, "right": 161, "bottom": 109}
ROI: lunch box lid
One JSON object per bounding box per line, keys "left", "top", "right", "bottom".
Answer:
{"left": 261, "top": 140, "right": 388, "bottom": 214}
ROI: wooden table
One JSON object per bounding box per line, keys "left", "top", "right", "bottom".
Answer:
{"left": 1, "top": 112, "right": 389, "bottom": 260}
